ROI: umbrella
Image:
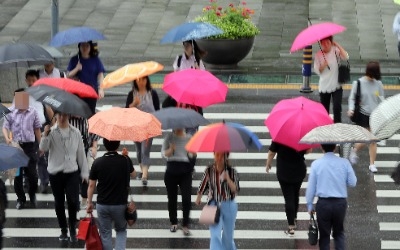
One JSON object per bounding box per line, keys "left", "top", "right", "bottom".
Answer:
{"left": 0, "top": 143, "right": 29, "bottom": 171}
{"left": 185, "top": 121, "right": 262, "bottom": 153}
{"left": 0, "top": 103, "right": 10, "bottom": 118}
{"left": 370, "top": 93, "right": 400, "bottom": 140}
{"left": 160, "top": 22, "right": 223, "bottom": 44}
{"left": 33, "top": 78, "right": 98, "bottom": 99}
{"left": 265, "top": 96, "right": 333, "bottom": 151}
{"left": 152, "top": 107, "right": 210, "bottom": 130}
{"left": 39, "top": 45, "right": 64, "bottom": 58}
{"left": 299, "top": 123, "right": 379, "bottom": 144}
{"left": 0, "top": 42, "right": 54, "bottom": 69}
{"left": 88, "top": 107, "right": 162, "bottom": 141}
{"left": 162, "top": 69, "right": 228, "bottom": 108}
{"left": 49, "top": 26, "right": 106, "bottom": 47}
{"left": 290, "top": 22, "right": 346, "bottom": 53}
{"left": 101, "top": 61, "right": 164, "bottom": 89}
{"left": 26, "top": 85, "right": 92, "bottom": 118}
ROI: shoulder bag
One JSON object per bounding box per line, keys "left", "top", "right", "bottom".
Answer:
{"left": 124, "top": 156, "right": 137, "bottom": 226}
{"left": 350, "top": 80, "right": 361, "bottom": 123}
{"left": 336, "top": 51, "right": 350, "bottom": 84}
{"left": 308, "top": 213, "right": 318, "bottom": 245}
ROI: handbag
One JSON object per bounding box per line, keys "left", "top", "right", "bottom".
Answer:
{"left": 199, "top": 200, "right": 220, "bottom": 225}
{"left": 124, "top": 156, "right": 137, "bottom": 226}
{"left": 85, "top": 213, "right": 103, "bottom": 250}
{"left": 308, "top": 214, "right": 319, "bottom": 245}
{"left": 336, "top": 51, "right": 350, "bottom": 84}
{"left": 77, "top": 215, "right": 91, "bottom": 240}
{"left": 350, "top": 80, "right": 361, "bottom": 123}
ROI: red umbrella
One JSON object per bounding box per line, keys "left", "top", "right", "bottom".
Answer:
{"left": 32, "top": 78, "right": 98, "bottom": 99}
{"left": 264, "top": 96, "right": 333, "bottom": 151}
{"left": 290, "top": 22, "right": 346, "bottom": 53}
{"left": 162, "top": 69, "right": 228, "bottom": 108}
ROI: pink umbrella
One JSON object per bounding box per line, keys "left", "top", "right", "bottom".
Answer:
{"left": 290, "top": 22, "right": 346, "bottom": 53}
{"left": 264, "top": 96, "right": 333, "bottom": 151}
{"left": 162, "top": 69, "right": 228, "bottom": 108}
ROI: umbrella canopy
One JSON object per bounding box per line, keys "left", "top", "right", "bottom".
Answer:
{"left": 265, "top": 96, "right": 333, "bottom": 151}
{"left": 88, "top": 107, "right": 162, "bottom": 141}
{"left": 0, "top": 42, "right": 54, "bottom": 69}
{"left": 33, "top": 78, "right": 98, "bottom": 99}
{"left": 0, "top": 143, "right": 29, "bottom": 171}
{"left": 152, "top": 107, "right": 210, "bottom": 130}
{"left": 101, "top": 61, "right": 164, "bottom": 89}
{"left": 39, "top": 45, "right": 64, "bottom": 58}
{"left": 26, "top": 85, "right": 92, "bottom": 118}
{"left": 370, "top": 93, "right": 400, "bottom": 139}
{"left": 290, "top": 22, "right": 346, "bottom": 53}
{"left": 162, "top": 69, "right": 228, "bottom": 108}
{"left": 49, "top": 26, "right": 106, "bottom": 47}
{"left": 160, "top": 22, "right": 223, "bottom": 44}
{"left": 185, "top": 121, "right": 262, "bottom": 153}
{"left": 300, "top": 123, "right": 379, "bottom": 144}
{"left": 0, "top": 103, "right": 10, "bottom": 118}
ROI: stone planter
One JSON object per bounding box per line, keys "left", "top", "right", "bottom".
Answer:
{"left": 196, "top": 37, "right": 255, "bottom": 69}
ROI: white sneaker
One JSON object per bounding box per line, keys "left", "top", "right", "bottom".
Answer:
{"left": 369, "top": 164, "right": 378, "bottom": 173}
{"left": 349, "top": 149, "right": 358, "bottom": 164}
{"left": 377, "top": 140, "right": 386, "bottom": 146}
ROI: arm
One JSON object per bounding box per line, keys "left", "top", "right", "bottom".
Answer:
{"left": 34, "top": 128, "right": 41, "bottom": 144}
{"left": 67, "top": 61, "right": 82, "bottom": 78}
{"left": 76, "top": 135, "right": 89, "bottom": 181}
{"left": 305, "top": 164, "right": 317, "bottom": 212}
{"left": 313, "top": 53, "right": 328, "bottom": 75}
{"left": 225, "top": 168, "right": 239, "bottom": 194}
{"left": 2, "top": 127, "right": 11, "bottom": 144}
{"left": 45, "top": 105, "right": 55, "bottom": 126}
{"left": 347, "top": 162, "right": 357, "bottom": 187}
{"left": 97, "top": 72, "right": 104, "bottom": 99}
{"left": 195, "top": 168, "right": 209, "bottom": 205}
{"left": 86, "top": 179, "right": 97, "bottom": 213}
{"left": 266, "top": 150, "right": 276, "bottom": 173}
{"left": 347, "top": 80, "right": 358, "bottom": 115}
{"left": 333, "top": 42, "right": 349, "bottom": 60}
{"left": 161, "top": 133, "right": 175, "bottom": 158}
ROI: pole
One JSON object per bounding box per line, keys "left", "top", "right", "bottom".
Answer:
{"left": 300, "top": 45, "right": 313, "bottom": 93}
{"left": 51, "top": 0, "right": 60, "bottom": 67}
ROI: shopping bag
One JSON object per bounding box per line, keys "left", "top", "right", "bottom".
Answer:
{"left": 308, "top": 214, "right": 319, "bottom": 245}
{"left": 199, "top": 203, "right": 220, "bottom": 225}
{"left": 85, "top": 214, "right": 103, "bottom": 250}
{"left": 77, "top": 216, "right": 91, "bottom": 240}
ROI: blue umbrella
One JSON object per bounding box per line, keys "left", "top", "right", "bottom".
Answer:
{"left": 225, "top": 122, "right": 263, "bottom": 151}
{"left": 0, "top": 144, "right": 29, "bottom": 171}
{"left": 49, "top": 26, "right": 106, "bottom": 47}
{"left": 160, "top": 22, "right": 223, "bottom": 44}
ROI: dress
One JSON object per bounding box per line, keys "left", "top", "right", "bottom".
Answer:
{"left": 89, "top": 151, "right": 134, "bottom": 250}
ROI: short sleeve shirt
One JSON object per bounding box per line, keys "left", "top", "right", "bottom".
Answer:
{"left": 67, "top": 55, "right": 105, "bottom": 92}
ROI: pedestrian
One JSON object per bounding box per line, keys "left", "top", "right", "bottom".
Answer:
{"left": 393, "top": 11, "right": 400, "bottom": 58}
{"left": 173, "top": 40, "right": 206, "bottom": 71}
{"left": 67, "top": 41, "right": 105, "bottom": 115}
{"left": 266, "top": 141, "right": 312, "bottom": 235}
{"left": 2, "top": 90, "right": 41, "bottom": 209}
{"left": 125, "top": 76, "right": 160, "bottom": 186}
{"left": 314, "top": 36, "right": 349, "bottom": 123}
{"left": 348, "top": 61, "right": 384, "bottom": 173}
{"left": 162, "top": 128, "right": 194, "bottom": 235}
{"left": 87, "top": 139, "right": 136, "bottom": 250}
{"left": 39, "top": 61, "right": 64, "bottom": 78}
{"left": 39, "top": 112, "right": 89, "bottom": 242}
{"left": 306, "top": 144, "right": 357, "bottom": 250}
{"left": 195, "top": 152, "right": 240, "bottom": 250}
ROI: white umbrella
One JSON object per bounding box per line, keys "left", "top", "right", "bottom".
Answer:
{"left": 370, "top": 93, "right": 400, "bottom": 140}
{"left": 299, "top": 123, "right": 379, "bottom": 144}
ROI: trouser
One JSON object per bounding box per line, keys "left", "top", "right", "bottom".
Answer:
{"left": 278, "top": 180, "right": 302, "bottom": 226}
{"left": 135, "top": 138, "right": 153, "bottom": 166}
{"left": 15, "top": 142, "right": 38, "bottom": 203}
{"left": 209, "top": 200, "right": 238, "bottom": 250}
{"left": 49, "top": 171, "right": 80, "bottom": 236}
{"left": 96, "top": 204, "right": 127, "bottom": 250}
{"left": 316, "top": 198, "right": 347, "bottom": 250}
{"left": 164, "top": 166, "right": 192, "bottom": 227}
{"left": 319, "top": 88, "right": 343, "bottom": 123}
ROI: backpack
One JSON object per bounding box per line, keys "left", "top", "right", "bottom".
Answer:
{"left": 177, "top": 55, "right": 183, "bottom": 68}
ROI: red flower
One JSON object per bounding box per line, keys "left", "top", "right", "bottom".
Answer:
{"left": 216, "top": 11, "right": 221, "bottom": 16}
{"left": 242, "top": 1, "right": 246, "bottom": 5}
{"left": 229, "top": 3, "right": 234, "bottom": 7}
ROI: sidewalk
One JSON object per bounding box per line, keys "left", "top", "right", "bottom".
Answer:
{"left": 0, "top": 0, "right": 399, "bottom": 76}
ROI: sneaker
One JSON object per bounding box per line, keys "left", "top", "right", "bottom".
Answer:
{"left": 16, "top": 201, "right": 25, "bottom": 210}
{"left": 59, "top": 232, "right": 69, "bottom": 241}
{"left": 369, "top": 164, "right": 378, "bottom": 173}
{"left": 377, "top": 140, "right": 386, "bottom": 146}
{"left": 170, "top": 225, "right": 178, "bottom": 233}
{"left": 349, "top": 149, "right": 358, "bottom": 164}
{"left": 69, "top": 235, "right": 78, "bottom": 243}
{"left": 182, "top": 226, "right": 191, "bottom": 236}
{"left": 284, "top": 227, "right": 295, "bottom": 236}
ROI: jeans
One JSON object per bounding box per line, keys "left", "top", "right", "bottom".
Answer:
{"left": 278, "top": 180, "right": 302, "bottom": 226}
{"left": 15, "top": 142, "right": 38, "bottom": 202}
{"left": 209, "top": 200, "right": 238, "bottom": 250}
{"left": 96, "top": 204, "right": 127, "bottom": 250}
{"left": 316, "top": 198, "right": 347, "bottom": 250}
{"left": 164, "top": 167, "right": 192, "bottom": 226}
{"left": 319, "top": 88, "right": 343, "bottom": 123}
{"left": 49, "top": 171, "right": 80, "bottom": 236}
{"left": 135, "top": 138, "right": 153, "bottom": 166}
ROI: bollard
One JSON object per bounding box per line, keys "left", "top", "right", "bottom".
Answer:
{"left": 300, "top": 45, "right": 313, "bottom": 93}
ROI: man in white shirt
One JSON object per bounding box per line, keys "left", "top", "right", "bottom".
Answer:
{"left": 39, "top": 62, "right": 63, "bottom": 78}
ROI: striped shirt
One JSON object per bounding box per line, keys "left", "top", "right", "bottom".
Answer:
{"left": 3, "top": 107, "right": 41, "bottom": 142}
{"left": 198, "top": 165, "right": 240, "bottom": 202}
{"left": 161, "top": 132, "right": 191, "bottom": 162}
{"left": 69, "top": 117, "right": 100, "bottom": 149}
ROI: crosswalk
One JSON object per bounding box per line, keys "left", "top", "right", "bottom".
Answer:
{"left": 2, "top": 106, "right": 400, "bottom": 249}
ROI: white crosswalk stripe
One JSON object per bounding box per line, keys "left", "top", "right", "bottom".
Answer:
{"left": 3, "top": 105, "right": 400, "bottom": 249}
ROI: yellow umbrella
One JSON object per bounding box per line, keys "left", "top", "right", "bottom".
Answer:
{"left": 101, "top": 61, "right": 164, "bottom": 89}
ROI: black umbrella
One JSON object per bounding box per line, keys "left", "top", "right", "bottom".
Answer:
{"left": 0, "top": 103, "right": 10, "bottom": 119}
{"left": 0, "top": 42, "right": 54, "bottom": 69}
{"left": 152, "top": 107, "right": 210, "bottom": 130}
{"left": 26, "top": 85, "right": 92, "bottom": 118}
{"left": 0, "top": 143, "right": 29, "bottom": 171}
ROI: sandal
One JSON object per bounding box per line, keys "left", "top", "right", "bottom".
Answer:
{"left": 170, "top": 225, "right": 177, "bottom": 233}
{"left": 142, "top": 178, "right": 148, "bottom": 187}
{"left": 284, "top": 227, "right": 295, "bottom": 236}
{"left": 182, "top": 226, "right": 191, "bottom": 236}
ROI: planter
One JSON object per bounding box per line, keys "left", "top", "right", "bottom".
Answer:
{"left": 196, "top": 37, "right": 255, "bottom": 69}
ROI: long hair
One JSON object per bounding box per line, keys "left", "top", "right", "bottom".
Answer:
{"left": 77, "top": 41, "right": 97, "bottom": 58}
{"left": 183, "top": 40, "right": 207, "bottom": 63}
{"left": 132, "top": 76, "right": 152, "bottom": 91}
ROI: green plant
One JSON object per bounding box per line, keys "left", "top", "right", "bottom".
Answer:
{"left": 194, "top": 0, "right": 260, "bottom": 39}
